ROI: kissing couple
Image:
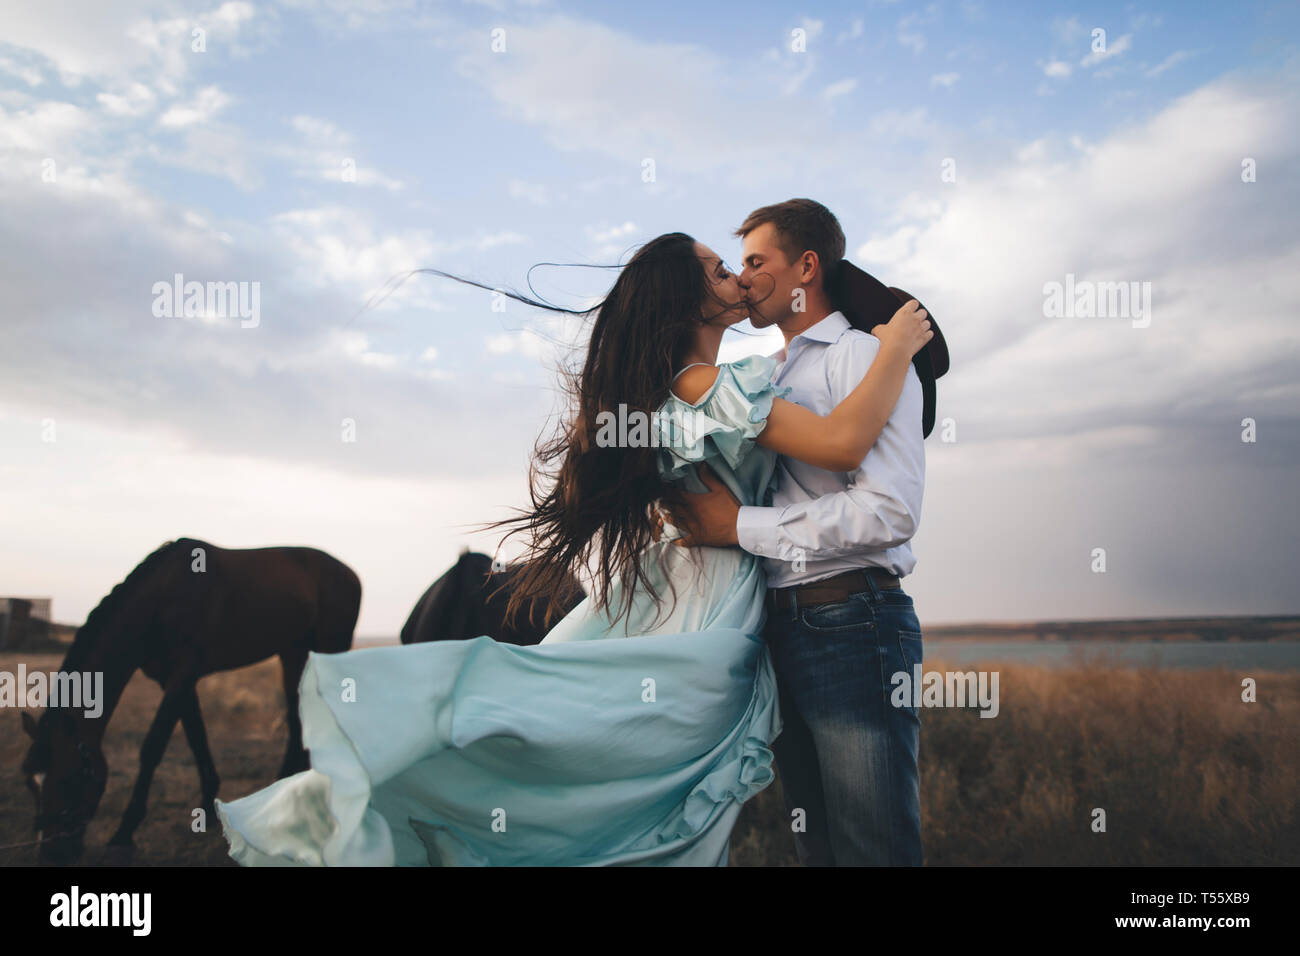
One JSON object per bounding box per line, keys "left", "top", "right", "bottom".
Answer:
{"left": 215, "top": 197, "right": 945, "bottom": 866}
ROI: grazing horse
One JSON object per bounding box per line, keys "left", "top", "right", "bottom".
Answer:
{"left": 19, "top": 537, "right": 361, "bottom": 865}
{"left": 400, "top": 550, "right": 585, "bottom": 647}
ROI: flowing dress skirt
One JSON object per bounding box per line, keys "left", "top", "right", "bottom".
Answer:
{"left": 214, "top": 540, "right": 781, "bottom": 866}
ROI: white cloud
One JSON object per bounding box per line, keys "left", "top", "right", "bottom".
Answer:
{"left": 780, "top": 60, "right": 816, "bottom": 96}
{"left": 0, "top": 4, "right": 274, "bottom": 194}
{"left": 147, "top": 123, "right": 262, "bottom": 189}
{"left": 207, "top": 0, "right": 256, "bottom": 32}
{"left": 271, "top": 206, "right": 439, "bottom": 294}
{"left": 455, "top": 15, "right": 844, "bottom": 180}
{"left": 485, "top": 312, "right": 589, "bottom": 363}
{"left": 588, "top": 221, "right": 637, "bottom": 244}
{"left": 0, "top": 100, "right": 95, "bottom": 155}
{"left": 289, "top": 114, "right": 350, "bottom": 148}
{"left": 1043, "top": 60, "right": 1072, "bottom": 78}
{"left": 856, "top": 224, "right": 923, "bottom": 267}
{"left": 839, "top": 18, "right": 865, "bottom": 42}
{"left": 868, "top": 107, "right": 935, "bottom": 140}
{"left": 270, "top": 207, "right": 526, "bottom": 312}
{"left": 458, "top": 17, "right": 732, "bottom": 171}
{"left": 1081, "top": 33, "right": 1132, "bottom": 68}
{"left": 0, "top": 55, "right": 44, "bottom": 86}
{"left": 799, "top": 18, "right": 826, "bottom": 41}
{"left": 853, "top": 76, "right": 1300, "bottom": 447}
{"left": 897, "top": 4, "right": 940, "bottom": 54}
{"left": 0, "top": 1, "right": 256, "bottom": 89}
{"left": 182, "top": 209, "right": 233, "bottom": 244}
{"left": 1016, "top": 137, "right": 1049, "bottom": 163}
{"left": 157, "top": 85, "right": 231, "bottom": 127}
{"left": 282, "top": 114, "right": 406, "bottom": 191}
{"left": 471, "top": 231, "right": 527, "bottom": 251}
{"left": 1051, "top": 16, "right": 1086, "bottom": 46}
{"left": 823, "top": 78, "right": 857, "bottom": 99}
{"left": 1145, "top": 50, "right": 1193, "bottom": 78}
{"left": 898, "top": 30, "right": 925, "bottom": 54}
{"left": 508, "top": 178, "right": 550, "bottom": 205}
{"left": 274, "top": 0, "right": 430, "bottom": 33}
{"left": 96, "top": 81, "right": 157, "bottom": 117}
{"left": 930, "top": 72, "right": 960, "bottom": 88}
{"left": 586, "top": 221, "right": 640, "bottom": 261}
{"left": 330, "top": 329, "right": 401, "bottom": 370}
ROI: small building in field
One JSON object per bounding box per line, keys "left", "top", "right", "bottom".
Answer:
{"left": 0, "top": 597, "right": 53, "bottom": 650}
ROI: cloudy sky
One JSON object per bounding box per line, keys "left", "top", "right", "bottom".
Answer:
{"left": 1, "top": 0, "right": 1297, "bottom": 636}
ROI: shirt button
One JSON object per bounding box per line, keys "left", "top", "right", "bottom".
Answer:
{"left": 755, "top": 545, "right": 764, "bottom": 554}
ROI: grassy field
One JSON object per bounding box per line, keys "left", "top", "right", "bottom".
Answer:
{"left": 3, "top": 649, "right": 1297, "bottom": 866}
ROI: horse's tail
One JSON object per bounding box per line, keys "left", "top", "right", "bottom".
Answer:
{"left": 313, "top": 553, "right": 361, "bottom": 654}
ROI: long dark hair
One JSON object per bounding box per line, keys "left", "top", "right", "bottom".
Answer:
{"left": 383, "top": 233, "right": 746, "bottom": 631}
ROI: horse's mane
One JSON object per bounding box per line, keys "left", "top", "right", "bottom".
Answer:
{"left": 58, "top": 538, "right": 193, "bottom": 674}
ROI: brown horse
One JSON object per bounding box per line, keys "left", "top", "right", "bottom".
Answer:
{"left": 18, "top": 537, "right": 360, "bottom": 864}
{"left": 400, "top": 550, "right": 584, "bottom": 647}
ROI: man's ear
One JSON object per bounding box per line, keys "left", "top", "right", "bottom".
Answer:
{"left": 800, "top": 250, "right": 820, "bottom": 284}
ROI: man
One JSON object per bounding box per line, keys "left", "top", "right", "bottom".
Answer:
{"left": 669, "top": 198, "right": 925, "bottom": 866}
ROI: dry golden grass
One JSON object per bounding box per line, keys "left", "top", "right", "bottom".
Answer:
{"left": 738, "top": 657, "right": 1299, "bottom": 865}
{"left": 909, "top": 658, "right": 1299, "bottom": 865}
{"left": 3, "top": 650, "right": 1296, "bottom": 865}
{"left": 1, "top": 654, "right": 289, "bottom": 867}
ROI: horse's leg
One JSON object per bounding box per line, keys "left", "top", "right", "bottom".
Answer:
{"left": 277, "top": 645, "right": 310, "bottom": 778}
{"left": 178, "top": 685, "right": 221, "bottom": 818}
{"left": 108, "top": 678, "right": 191, "bottom": 847}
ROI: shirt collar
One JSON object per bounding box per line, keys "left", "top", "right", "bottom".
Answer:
{"left": 769, "top": 311, "right": 850, "bottom": 366}
{"left": 794, "top": 311, "right": 850, "bottom": 345}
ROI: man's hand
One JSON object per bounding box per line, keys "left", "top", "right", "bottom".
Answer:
{"left": 661, "top": 465, "right": 741, "bottom": 548}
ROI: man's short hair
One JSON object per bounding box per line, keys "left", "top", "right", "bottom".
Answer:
{"left": 735, "top": 198, "right": 845, "bottom": 288}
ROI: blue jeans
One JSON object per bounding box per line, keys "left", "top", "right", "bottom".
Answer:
{"left": 763, "top": 575, "right": 923, "bottom": 866}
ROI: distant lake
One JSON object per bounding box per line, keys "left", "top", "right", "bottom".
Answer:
{"left": 924, "top": 640, "right": 1300, "bottom": 670}
{"left": 354, "top": 636, "right": 1300, "bottom": 670}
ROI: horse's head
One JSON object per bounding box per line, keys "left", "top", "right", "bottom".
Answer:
{"left": 21, "top": 709, "right": 107, "bottom": 865}
{"left": 402, "top": 550, "right": 585, "bottom": 646}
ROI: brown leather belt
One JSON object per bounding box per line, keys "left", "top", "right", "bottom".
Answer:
{"left": 767, "top": 567, "right": 900, "bottom": 612}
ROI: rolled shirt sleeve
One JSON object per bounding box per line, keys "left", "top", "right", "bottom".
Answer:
{"left": 735, "top": 328, "right": 926, "bottom": 580}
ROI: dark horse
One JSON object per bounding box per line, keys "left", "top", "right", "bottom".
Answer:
{"left": 19, "top": 537, "right": 360, "bottom": 864}
{"left": 400, "top": 550, "right": 584, "bottom": 647}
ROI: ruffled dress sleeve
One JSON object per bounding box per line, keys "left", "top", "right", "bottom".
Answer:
{"left": 656, "top": 354, "right": 791, "bottom": 487}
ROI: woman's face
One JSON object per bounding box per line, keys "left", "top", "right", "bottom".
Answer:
{"left": 694, "top": 242, "right": 748, "bottom": 327}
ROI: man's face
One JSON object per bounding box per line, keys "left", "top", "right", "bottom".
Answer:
{"left": 739, "top": 222, "right": 803, "bottom": 329}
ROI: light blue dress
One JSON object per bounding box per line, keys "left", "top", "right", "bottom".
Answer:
{"left": 214, "top": 355, "right": 792, "bottom": 866}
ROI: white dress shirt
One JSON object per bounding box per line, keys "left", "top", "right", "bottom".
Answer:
{"left": 736, "top": 310, "right": 925, "bottom": 587}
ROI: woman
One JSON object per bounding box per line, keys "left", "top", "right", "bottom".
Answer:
{"left": 214, "top": 233, "right": 931, "bottom": 866}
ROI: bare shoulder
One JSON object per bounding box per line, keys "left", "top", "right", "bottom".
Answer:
{"left": 669, "top": 364, "right": 721, "bottom": 404}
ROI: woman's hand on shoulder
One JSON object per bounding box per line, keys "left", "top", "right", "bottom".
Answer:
{"left": 871, "top": 299, "right": 932, "bottom": 358}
